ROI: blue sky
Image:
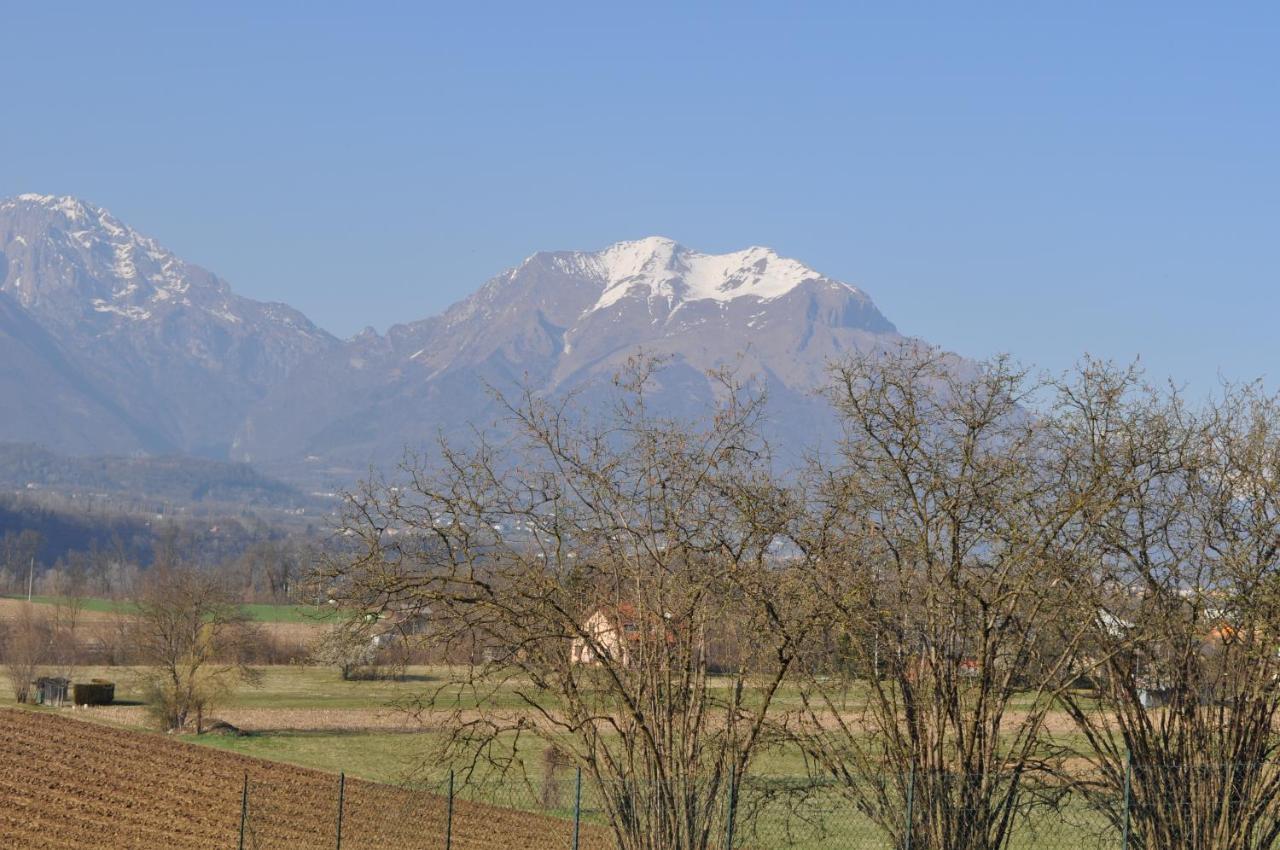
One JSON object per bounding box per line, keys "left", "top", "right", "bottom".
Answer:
{"left": 3, "top": 3, "right": 1276, "bottom": 394}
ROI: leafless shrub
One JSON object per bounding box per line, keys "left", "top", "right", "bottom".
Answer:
{"left": 1053, "top": 363, "right": 1280, "bottom": 849}
{"left": 789, "top": 344, "right": 1098, "bottom": 850}
{"left": 1, "top": 603, "right": 52, "bottom": 703}
{"left": 130, "top": 566, "right": 262, "bottom": 732}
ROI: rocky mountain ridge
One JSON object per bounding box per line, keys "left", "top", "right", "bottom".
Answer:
{"left": 0, "top": 194, "right": 337, "bottom": 457}
{"left": 1, "top": 196, "right": 913, "bottom": 485}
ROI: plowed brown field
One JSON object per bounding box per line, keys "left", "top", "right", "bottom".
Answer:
{"left": 0, "top": 708, "right": 611, "bottom": 849}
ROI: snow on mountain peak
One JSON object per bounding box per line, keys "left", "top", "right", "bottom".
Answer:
{"left": 1, "top": 194, "right": 207, "bottom": 320}
{"left": 10, "top": 193, "right": 91, "bottom": 223}
{"left": 564, "top": 237, "right": 857, "bottom": 316}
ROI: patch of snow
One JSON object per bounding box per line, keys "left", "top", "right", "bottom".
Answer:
{"left": 56, "top": 197, "right": 87, "bottom": 222}
{"left": 208, "top": 305, "right": 243, "bottom": 324}
{"left": 409, "top": 349, "right": 426, "bottom": 360}
{"left": 573, "top": 237, "right": 859, "bottom": 318}
{"left": 97, "top": 214, "right": 125, "bottom": 238}
{"left": 112, "top": 243, "right": 139, "bottom": 280}
{"left": 91, "top": 299, "right": 151, "bottom": 321}
{"left": 14, "top": 194, "right": 88, "bottom": 223}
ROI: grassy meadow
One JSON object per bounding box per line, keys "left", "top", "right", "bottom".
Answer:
{"left": 1, "top": 594, "right": 335, "bottom": 624}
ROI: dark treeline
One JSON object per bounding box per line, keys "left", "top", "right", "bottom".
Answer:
{"left": 0, "top": 492, "right": 323, "bottom": 604}
{"left": 0, "top": 442, "right": 311, "bottom": 510}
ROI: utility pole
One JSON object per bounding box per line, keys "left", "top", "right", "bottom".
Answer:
{"left": 27, "top": 556, "right": 34, "bottom": 602}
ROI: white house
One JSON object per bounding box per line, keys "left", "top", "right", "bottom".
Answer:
{"left": 571, "top": 604, "right": 641, "bottom": 666}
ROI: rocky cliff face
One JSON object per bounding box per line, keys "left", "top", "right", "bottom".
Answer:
{"left": 0, "top": 194, "right": 336, "bottom": 456}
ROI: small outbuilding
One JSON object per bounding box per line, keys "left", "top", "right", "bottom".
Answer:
{"left": 33, "top": 677, "right": 70, "bottom": 706}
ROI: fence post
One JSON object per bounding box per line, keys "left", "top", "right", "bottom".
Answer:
{"left": 445, "top": 769, "right": 454, "bottom": 850}
{"left": 725, "top": 769, "right": 738, "bottom": 850}
{"left": 238, "top": 771, "right": 248, "bottom": 850}
{"left": 903, "top": 765, "right": 915, "bottom": 850}
{"left": 1121, "top": 752, "right": 1132, "bottom": 850}
{"left": 572, "top": 767, "right": 582, "bottom": 850}
{"left": 336, "top": 772, "right": 345, "bottom": 850}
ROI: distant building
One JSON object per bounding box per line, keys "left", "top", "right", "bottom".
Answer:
{"left": 571, "top": 605, "right": 642, "bottom": 666}
{"left": 571, "top": 604, "right": 691, "bottom": 667}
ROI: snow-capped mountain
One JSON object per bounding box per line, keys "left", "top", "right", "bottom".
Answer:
{"left": 234, "top": 237, "right": 904, "bottom": 474}
{"left": 0, "top": 194, "right": 919, "bottom": 481}
{"left": 0, "top": 195, "right": 337, "bottom": 456}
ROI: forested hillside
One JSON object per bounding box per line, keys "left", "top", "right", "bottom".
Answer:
{"left": 0, "top": 443, "right": 309, "bottom": 509}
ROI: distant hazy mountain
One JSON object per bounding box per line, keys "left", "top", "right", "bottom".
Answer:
{"left": 0, "top": 194, "right": 336, "bottom": 457}
{"left": 235, "top": 236, "right": 905, "bottom": 474}
{"left": 1, "top": 195, "right": 915, "bottom": 485}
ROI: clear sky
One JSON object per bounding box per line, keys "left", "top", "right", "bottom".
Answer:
{"left": 2, "top": 3, "right": 1276, "bottom": 395}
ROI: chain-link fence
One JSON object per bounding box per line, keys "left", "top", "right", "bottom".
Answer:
{"left": 236, "top": 769, "right": 612, "bottom": 850}
{"left": 228, "top": 762, "right": 1279, "bottom": 849}
{"left": 729, "top": 773, "right": 1124, "bottom": 850}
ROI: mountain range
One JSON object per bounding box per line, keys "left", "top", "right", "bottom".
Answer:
{"left": 1, "top": 194, "right": 913, "bottom": 487}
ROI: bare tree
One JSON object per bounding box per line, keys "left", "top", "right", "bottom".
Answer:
{"left": 1, "top": 529, "right": 42, "bottom": 597}
{"left": 320, "top": 359, "right": 812, "bottom": 850}
{"left": 131, "top": 566, "right": 261, "bottom": 732}
{"left": 43, "top": 564, "right": 88, "bottom": 678}
{"left": 233, "top": 540, "right": 303, "bottom": 604}
{"left": 789, "top": 345, "right": 1097, "bottom": 850}
{"left": 310, "top": 617, "right": 377, "bottom": 680}
{"left": 1, "top": 602, "right": 51, "bottom": 703}
{"left": 1054, "top": 363, "right": 1280, "bottom": 849}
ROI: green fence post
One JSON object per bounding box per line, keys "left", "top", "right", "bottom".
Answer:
{"left": 572, "top": 767, "right": 582, "bottom": 850}
{"left": 1121, "top": 753, "right": 1132, "bottom": 850}
{"left": 336, "top": 772, "right": 345, "bottom": 850}
{"left": 903, "top": 765, "right": 915, "bottom": 850}
{"left": 725, "top": 770, "right": 738, "bottom": 850}
{"left": 445, "top": 770, "right": 454, "bottom": 850}
{"left": 238, "top": 771, "right": 248, "bottom": 850}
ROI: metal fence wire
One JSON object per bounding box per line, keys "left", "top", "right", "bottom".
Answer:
{"left": 229, "top": 762, "right": 1280, "bottom": 849}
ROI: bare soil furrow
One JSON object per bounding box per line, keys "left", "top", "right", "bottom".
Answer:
{"left": 0, "top": 708, "right": 611, "bottom": 849}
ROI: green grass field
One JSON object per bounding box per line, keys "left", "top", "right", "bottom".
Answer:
{"left": 0, "top": 663, "right": 808, "bottom": 778}
{"left": 2, "top": 594, "right": 335, "bottom": 623}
